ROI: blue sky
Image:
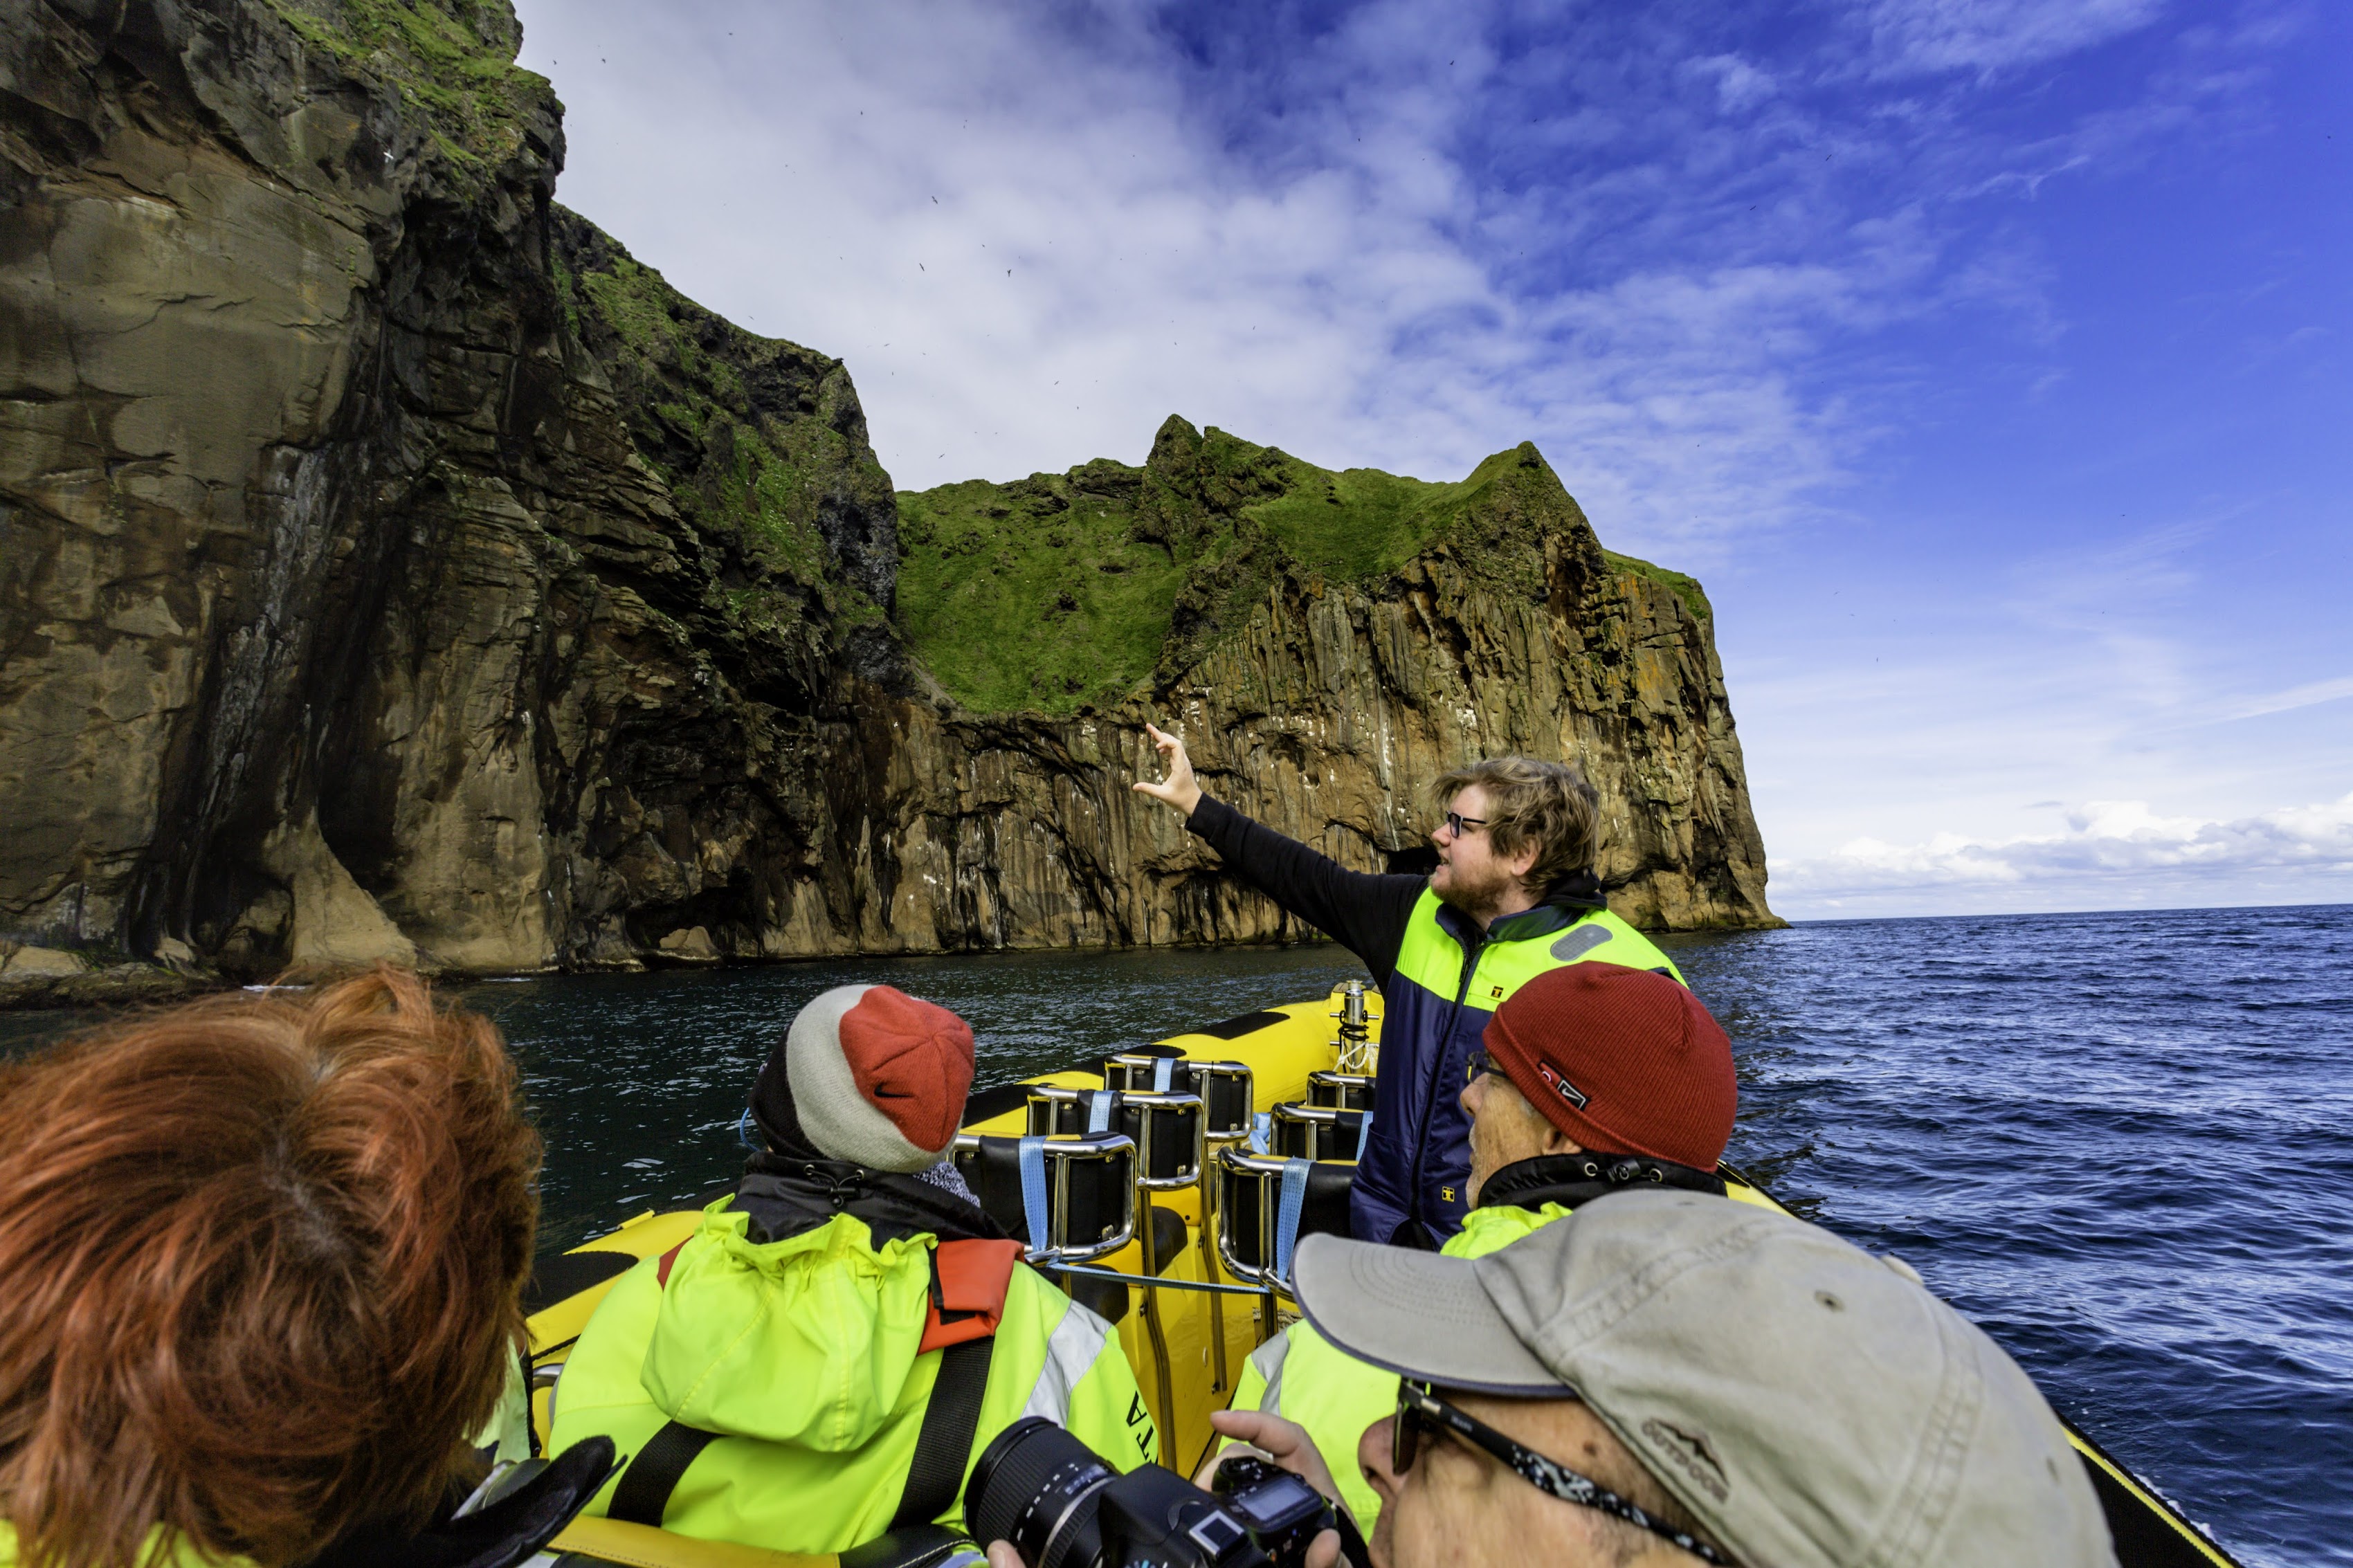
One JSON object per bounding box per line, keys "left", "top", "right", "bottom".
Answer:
{"left": 510, "top": 0, "right": 2351, "bottom": 919}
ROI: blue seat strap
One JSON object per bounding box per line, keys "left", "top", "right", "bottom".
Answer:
{"left": 1017, "top": 1136, "right": 1052, "bottom": 1257}
{"left": 1248, "top": 1112, "right": 1272, "bottom": 1154}
{"left": 1086, "top": 1091, "right": 1114, "bottom": 1134}
{"left": 1355, "top": 1112, "right": 1372, "bottom": 1160}
{"left": 1273, "top": 1158, "right": 1314, "bottom": 1284}
{"left": 1152, "top": 1057, "right": 1175, "bottom": 1093}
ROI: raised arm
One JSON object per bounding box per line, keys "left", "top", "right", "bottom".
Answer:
{"left": 1134, "top": 724, "right": 1424, "bottom": 980}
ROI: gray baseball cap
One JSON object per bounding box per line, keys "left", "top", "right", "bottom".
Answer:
{"left": 1290, "top": 1190, "right": 2116, "bottom": 1568}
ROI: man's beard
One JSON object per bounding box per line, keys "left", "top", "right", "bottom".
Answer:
{"left": 1433, "top": 855, "right": 1520, "bottom": 924}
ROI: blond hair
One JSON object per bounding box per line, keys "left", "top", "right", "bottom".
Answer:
{"left": 1431, "top": 756, "right": 1600, "bottom": 890}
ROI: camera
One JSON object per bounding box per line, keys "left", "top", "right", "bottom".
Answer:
{"left": 968, "top": 1417, "right": 1362, "bottom": 1568}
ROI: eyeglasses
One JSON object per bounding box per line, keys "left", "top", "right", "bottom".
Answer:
{"left": 1393, "top": 1382, "right": 1733, "bottom": 1565}
{"left": 1441, "top": 810, "right": 1490, "bottom": 838}
{"left": 1464, "top": 1049, "right": 1502, "bottom": 1085}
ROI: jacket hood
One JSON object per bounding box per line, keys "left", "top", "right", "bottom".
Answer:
{"left": 637, "top": 1204, "right": 936, "bottom": 1451}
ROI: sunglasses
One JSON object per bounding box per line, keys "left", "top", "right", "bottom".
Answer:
{"left": 1441, "top": 810, "right": 1491, "bottom": 838}
{"left": 1393, "top": 1382, "right": 1733, "bottom": 1565}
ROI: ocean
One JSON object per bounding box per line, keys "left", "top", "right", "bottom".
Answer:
{"left": 4, "top": 904, "right": 2346, "bottom": 1565}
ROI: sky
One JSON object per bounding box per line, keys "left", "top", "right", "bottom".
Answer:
{"left": 509, "top": 0, "right": 2352, "bottom": 920}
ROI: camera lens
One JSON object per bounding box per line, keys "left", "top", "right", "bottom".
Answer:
{"left": 969, "top": 1417, "right": 1116, "bottom": 1568}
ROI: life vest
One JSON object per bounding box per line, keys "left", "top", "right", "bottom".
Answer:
{"left": 1350, "top": 896, "right": 1685, "bottom": 1244}
{"left": 1237, "top": 1199, "right": 1580, "bottom": 1527}
{"left": 548, "top": 1203, "right": 1155, "bottom": 1553}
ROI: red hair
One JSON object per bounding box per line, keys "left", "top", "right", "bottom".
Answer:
{"left": 0, "top": 969, "right": 541, "bottom": 1568}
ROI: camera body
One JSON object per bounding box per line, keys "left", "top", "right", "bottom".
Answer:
{"left": 970, "top": 1418, "right": 1343, "bottom": 1568}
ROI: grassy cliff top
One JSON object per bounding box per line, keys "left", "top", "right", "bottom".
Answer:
{"left": 898, "top": 418, "right": 1705, "bottom": 716}
{"left": 255, "top": 0, "right": 547, "bottom": 181}
{"left": 1601, "top": 549, "right": 1712, "bottom": 623}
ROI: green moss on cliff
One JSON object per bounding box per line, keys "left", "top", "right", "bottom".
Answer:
{"left": 552, "top": 209, "right": 897, "bottom": 650}
{"left": 1601, "top": 550, "right": 1712, "bottom": 623}
{"left": 898, "top": 421, "right": 1595, "bottom": 715}
{"left": 256, "top": 0, "right": 546, "bottom": 182}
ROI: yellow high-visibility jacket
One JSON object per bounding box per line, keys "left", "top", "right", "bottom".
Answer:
{"left": 550, "top": 1202, "right": 1156, "bottom": 1551}
{"left": 1232, "top": 1202, "right": 1570, "bottom": 1529}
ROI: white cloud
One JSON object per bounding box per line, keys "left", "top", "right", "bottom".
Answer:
{"left": 1865, "top": 0, "right": 2168, "bottom": 78}
{"left": 1687, "top": 54, "right": 1779, "bottom": 113}
{"left": 510, "top": 1, "right": 1961, "bottom": 560}
{"left": 2230, "top": 675, "right": 2353, "bottom": 721}
{"left": 1770, "top": 792, "right": 2353, "bottom": 914}
{"left": 509, "top": 1, "right": 2343, "bottom": 925}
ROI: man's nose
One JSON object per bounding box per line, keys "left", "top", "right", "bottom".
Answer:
{"left": 1459, "top": 1073, "right": 1482, "bottom": 1118}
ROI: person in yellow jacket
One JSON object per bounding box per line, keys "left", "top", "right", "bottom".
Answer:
{"left": 1135, "top": 731, "right": 1689, "bottom": 1248}
{"left": 1221, "top": 962, "right": 1739, "bottom": 1529}
{"left": 549, "top": 984, "right": 1157, "bottom": 1553}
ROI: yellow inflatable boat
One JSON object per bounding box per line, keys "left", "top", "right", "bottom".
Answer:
{"left": 518, "top": 985, "right": 2241, "bottom": 1568}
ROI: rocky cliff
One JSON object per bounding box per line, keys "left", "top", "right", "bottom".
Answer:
{"left": 0, "top": 0, "right": 1775, "bottom": 1001}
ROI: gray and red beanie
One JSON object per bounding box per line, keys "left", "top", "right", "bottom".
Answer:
{"left": 751, "top": 985, "right": 976, "bottom": 1172}
{"left": 1481, "top": 963, "right": 1737, "bottom": 1171}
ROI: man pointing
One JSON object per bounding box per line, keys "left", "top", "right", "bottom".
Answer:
{"left": 1133, "top": 723, "right": 1686, "bottom": 1247}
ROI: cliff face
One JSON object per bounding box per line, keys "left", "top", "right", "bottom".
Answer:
{"left": 893, "top": 424, "right": 1774, "bottom": 936}
{"left": 0, "top": 0, "right": 1774, "bottom": 996}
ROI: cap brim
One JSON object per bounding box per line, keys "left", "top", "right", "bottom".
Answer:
{"left": 1290, "top": 1234, "right": 1566, "bottom": 1396}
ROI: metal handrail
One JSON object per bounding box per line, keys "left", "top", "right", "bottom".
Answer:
{"left": 1102, "top": 1051, "right": 1185, "bottom": 1093}
{"left": 1103, "top": 1055, "right": 1256, "bottom": 1138}
{"left": 1271, "top": 1101, "right": 1367, "bottom": 1163}
{"left": 1024, "top": 1082, "right": 1120, "bottom": 1136}
{"left": 1025, "top": 1084, "right": 1207, "bottom": 1190}
{"left": 1031, "top": 1261, "right": 1269, "bottom": 1298}
{"left": 1212, "top": 1145, "right": 1297, "bottom": 1289}
{"left": 1307, "top": 1069, "right": 1374, "bottom": 1111}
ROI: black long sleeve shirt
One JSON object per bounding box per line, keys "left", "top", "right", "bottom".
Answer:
{"left": 1183, "top": 794, "right": 1427, "bottom": 980}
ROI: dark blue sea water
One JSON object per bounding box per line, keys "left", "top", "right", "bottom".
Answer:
{"left": 5, "top": 906, "right": 2346, "bottom": 1565}
{"left": 1674, "top": 906, "right": 2353, "bottom": 1568}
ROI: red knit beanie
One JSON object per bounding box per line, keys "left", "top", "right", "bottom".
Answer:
{"left": 1481, "top": 963, "right": 1736, "bottom": 1171}
{"left": 782, "top": 985, "right": 976, "bottom": 1172}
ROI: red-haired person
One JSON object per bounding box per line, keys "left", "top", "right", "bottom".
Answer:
{"left": 0, "top": 969, "right": 612, "bottom": 1568}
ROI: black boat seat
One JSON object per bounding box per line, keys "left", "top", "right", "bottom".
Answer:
{"left": 951, "top": 1131, "right": 1137, "bottom": 1264}
{"left": 1271, "top": 1102, "right": 1370, "bottom": 1163}
{"left": 1028, "top": 1086, "right": 1205, "bottom": 1187}
{"left": 1214, "top": 1147, "right": 1354, "bottom": 1288}
{"left": 1105, "top": 1053, "right": 1256, "bottom": 1138}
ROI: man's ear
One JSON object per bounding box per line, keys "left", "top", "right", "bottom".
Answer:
{"left": 1541, "top": 1123, "right": 1582, "bottom": 1157}
{"left": 1506, "top": 839, "right": 1544, "bottom": 881}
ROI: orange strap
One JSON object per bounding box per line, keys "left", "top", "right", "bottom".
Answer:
{"left": 655, "top": 1241, "right": 689, "bottom": 1288}
{"left": 918, "top": 1238, "right": 1022, "bottom": 1353}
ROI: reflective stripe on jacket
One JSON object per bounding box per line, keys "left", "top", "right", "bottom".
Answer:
{"left": 1231, "top": 1203, "right": 1573, "bottom": 1530}
{"left": 1352, "top": 892, "right": 1684, "bottom": 1244}
{"left": 548, "top": 1203, "right": 1156, "bottom": 1552}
